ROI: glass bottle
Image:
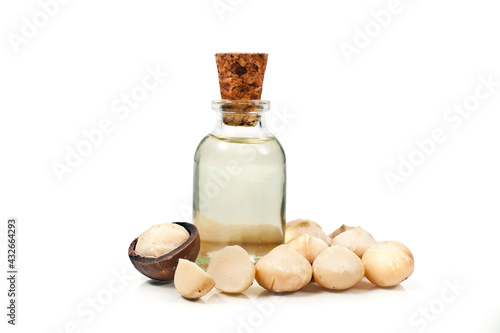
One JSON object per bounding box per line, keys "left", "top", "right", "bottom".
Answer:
{"left": 193, "top": 100, "right": 286, "bottom": 266}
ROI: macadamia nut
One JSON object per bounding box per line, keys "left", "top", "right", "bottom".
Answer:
{"left": 330, "top": 226, "right": 376, "bottom": 257}
{"left": 207, "top": 246, "right": 255, "bottom": 293}
{"left": 287, "top": 233, "right": 329, "bottom": 263}
{"left": 135, "top": 223, "right": 190, "bottom": 258}
{"left": 285, "top": 219, "right": 328, "bottom": 244}
{"left": 255, "top": 245, "right": 312, "bottom": 292}
{"left": 174, "top": 259, "right": 215, "bottom": 299}
{"left": 362, "top": 241, "right": 414, "bottom": 287}
{"left": 313, "top": 245, "right": 365, "bottom": 290}
{"left": 328, "top": 224, "right": 355, "bottom": 244}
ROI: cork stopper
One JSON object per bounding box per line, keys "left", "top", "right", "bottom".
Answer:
{"left": 215, "top": 53, "right": 268, "bottom": 126}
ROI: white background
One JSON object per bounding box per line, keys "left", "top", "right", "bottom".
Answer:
{"left": 1, "top": 0, "right": 500, "bottom": 332}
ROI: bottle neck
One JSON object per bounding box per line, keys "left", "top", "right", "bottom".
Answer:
{"left": 210, "top": 100, "right": 273, "bottom": 139}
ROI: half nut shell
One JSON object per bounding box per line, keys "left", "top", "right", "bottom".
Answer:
{"left": 128, "top": 222, "right": 200, "bottom": 281}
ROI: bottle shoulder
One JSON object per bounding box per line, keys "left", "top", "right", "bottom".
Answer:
{"left": 194, "top": 134, "right": 286, "bottom": 163}
{"left": 274, "top": 137, "right": 286, "bottom": 162}
{"left": 194, "top": 134, "right": 211, "bottom": 161}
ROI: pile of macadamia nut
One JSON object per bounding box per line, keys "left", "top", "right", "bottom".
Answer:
{"left": 128, "top": 220, "right": 414, "bottom": 299}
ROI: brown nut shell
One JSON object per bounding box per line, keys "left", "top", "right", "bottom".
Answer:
{"left": 128, "top": 222, "right": 200, "bottom": 281}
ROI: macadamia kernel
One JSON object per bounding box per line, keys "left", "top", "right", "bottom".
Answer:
{"left": 285, "top": 219, "right": 329, "bottom": 244}
{"left": 313, "top": 245, "right": 365, "bottom": 290}
{"left": 330, "top": 226, "right": 376, "bottom": 257}
{"left": 255, "top": 245, "right": 312, "bottom": 292}
{"left": 174, "top": 259, "right": 215, "bottom": 299}
{"left": 207, "top": 246, "right": 255, "bottom": 293}
{"left": 362, "top": 241, "right": 414, "bottom": 287}
{"left": 287, "top": 233, "right": 329, "bottom": 263}
{"left": 135, "top": 223, "right": 190, "bottom": 258}
{"left": 328, "top": 224, "right": 355, "bottom": 244}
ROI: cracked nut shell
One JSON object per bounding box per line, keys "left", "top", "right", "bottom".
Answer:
{"left": 128, "top": 222, "right": 200, "bottom": 281}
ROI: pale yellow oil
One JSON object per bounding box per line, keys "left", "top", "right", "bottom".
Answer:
{"left": 193, "top": 134, "right": 286, "bottom": 266}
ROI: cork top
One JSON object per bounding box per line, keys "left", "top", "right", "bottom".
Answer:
{"left": 215, "top": 53, "right": 268, "bottom": 100}
{"left": 215, "top": 53, "right": 268, "bottom": 126}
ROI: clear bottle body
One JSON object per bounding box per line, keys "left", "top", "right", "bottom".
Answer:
{"left": 193, "top": 100, "right": 286, "bottom": 266}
